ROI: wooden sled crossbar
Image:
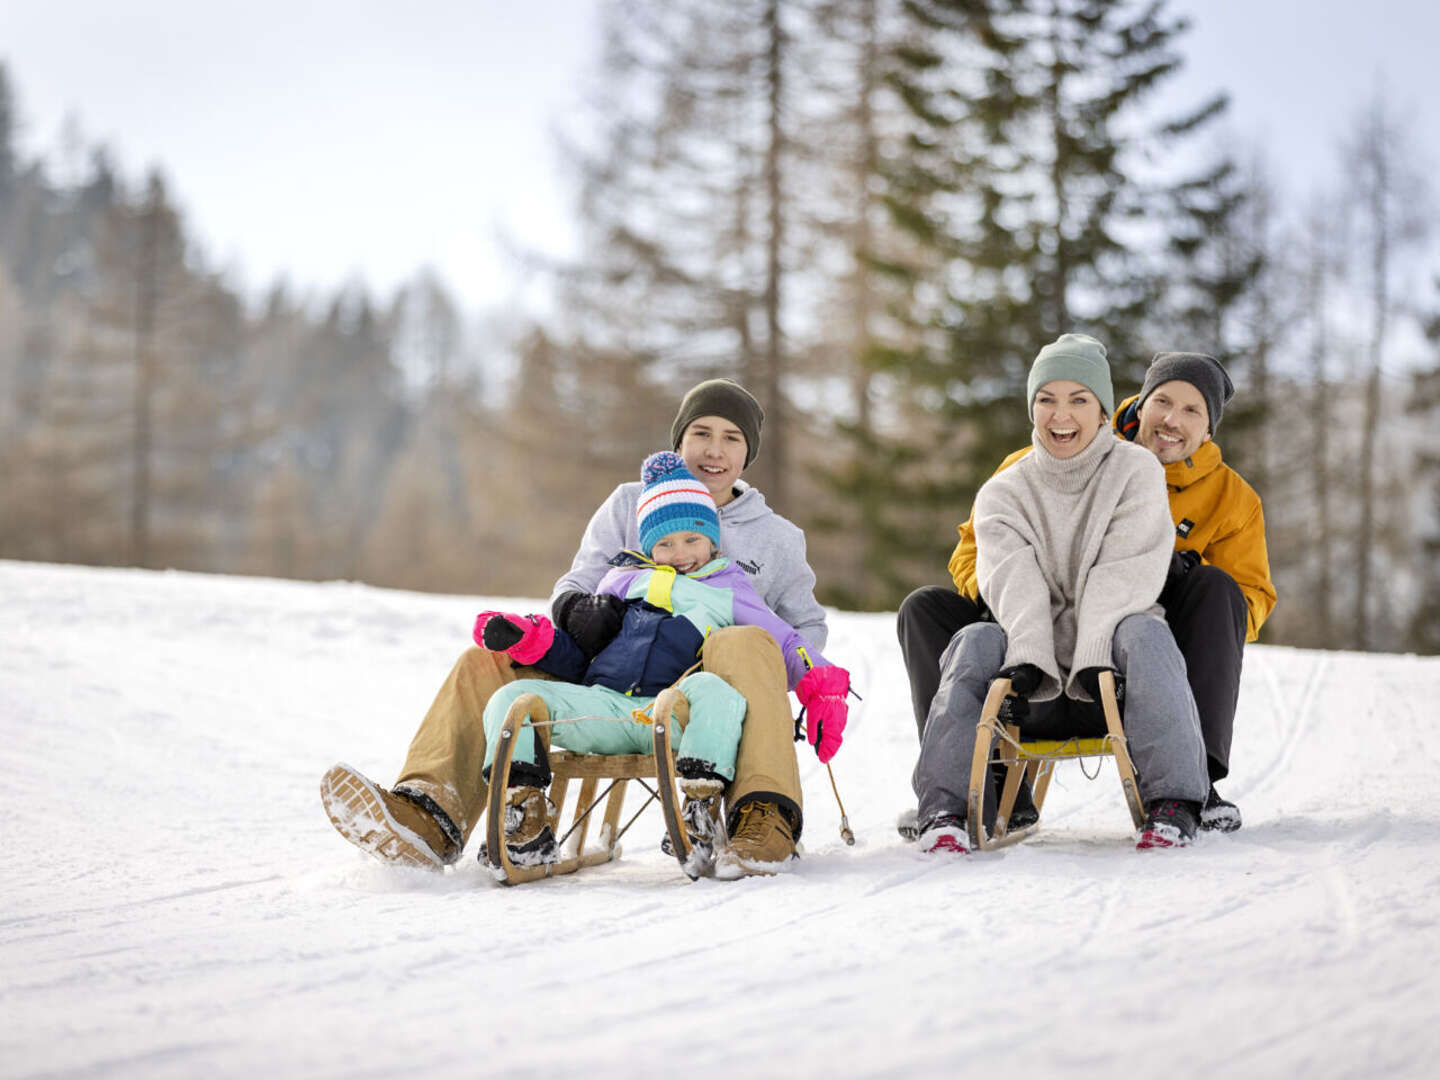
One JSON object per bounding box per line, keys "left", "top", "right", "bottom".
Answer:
{"left": 967, "top": 671, "right": 1147, "bottom": 852}
{"left": 483, "top": 689, "right": 699, "bottom": 885}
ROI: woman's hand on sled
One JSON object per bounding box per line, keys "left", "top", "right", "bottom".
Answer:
{"left": 997, "top": 663, "right": 1043, "bottom": 697}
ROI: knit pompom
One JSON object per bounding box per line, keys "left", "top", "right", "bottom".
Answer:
{"left": 641, "top": 450, "right": 687, "bottom": 485}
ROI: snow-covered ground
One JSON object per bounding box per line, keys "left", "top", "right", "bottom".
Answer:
{"left": 3, "top": 559, "right": 1438, "bottom": 1079}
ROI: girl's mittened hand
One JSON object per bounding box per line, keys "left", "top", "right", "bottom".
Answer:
{"left": 797, "top": 665, "right": 850, "bottom": 763}
{"left": 473, "top": 611, "right": 554, "bottom": 666}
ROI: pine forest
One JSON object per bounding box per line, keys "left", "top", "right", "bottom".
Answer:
{"left": 1, "top": 0, "right": 1437, "bottom": 653}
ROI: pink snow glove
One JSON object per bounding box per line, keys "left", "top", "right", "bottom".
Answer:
{"left": 797, "top": 665, "right": 850, "bottom": 764}
{"left": 473, "top": 611, "right": 555, "bottom": 666}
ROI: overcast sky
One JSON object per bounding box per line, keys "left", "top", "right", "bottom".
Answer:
{"left": 2, "top": 1, "right": 1436, "bottom": 315}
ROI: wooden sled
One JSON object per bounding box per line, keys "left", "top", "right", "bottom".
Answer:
{"left": 966, "top": 669, "right": 1146, "bottom": 852}
{"left": 483, "top": 688, "right": 700, "bottom": 885}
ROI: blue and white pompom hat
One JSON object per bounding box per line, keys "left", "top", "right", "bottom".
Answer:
{"left": 636, "top": 451, "right": 722, "bottom": 557}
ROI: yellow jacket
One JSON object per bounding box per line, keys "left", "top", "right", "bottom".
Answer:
{"left": 948, "top": 395, "right": 1277, "bottom": 641}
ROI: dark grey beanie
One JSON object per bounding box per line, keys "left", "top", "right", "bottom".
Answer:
{"left": 1137, "top": 352, "right": 1235, "bottom": 433}
{"left": 670, "top": 379, "right": 765, "bottom": 467}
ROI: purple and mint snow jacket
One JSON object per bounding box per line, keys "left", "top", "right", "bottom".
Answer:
{"left": 548, "top": 480, "right": 828, "bottom": 652}
{"left": 536, "top": 551, "right": 830, "bottom": 697}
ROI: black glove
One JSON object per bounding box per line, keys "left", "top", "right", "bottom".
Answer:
{"left": 1168, "top": 549, "right": 1201, "bottom": 580}
{"left": 1075, "top": 666, "right": 1122, "bottom": 705}
{"left": 997, "top": 663, "right": 1043, "bottom": 696}
{"left": 552, "top": 591, "right": 624, "bottom": 658}
{"left": 996, "top": 663, "right": 1042, "bottom": 723}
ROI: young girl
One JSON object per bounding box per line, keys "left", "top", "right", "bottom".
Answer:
{"left": 912, "top": 333, "right": 1209, "bottom": 854}
{"left": 475, "top": 451, "right": 850, "bottom": 873}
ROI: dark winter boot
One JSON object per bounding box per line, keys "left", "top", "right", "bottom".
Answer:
{"left": 994, "top": 763, "right": 1040, "bottom": 831}
{"left": 497, "top": 785, "right": 557, "bottom": 867}
{"left": 896, "top": 806, "right": 921, "bottom": 842}
{"left": 661, "top": 792, "right": 725, "bottom": 875}
{"left": 1200, "top": 784, "right": 1242, "bottom": 833}
{"left": 1136, "top": 798, "right": 1201, "bottom": 849}
{"left": 917, "top": 814, "right": 970, "bottom": 856}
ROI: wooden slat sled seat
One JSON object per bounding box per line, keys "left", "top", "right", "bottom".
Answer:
{"left": 967, "top": 670, "right": 1147, "bottom": 852}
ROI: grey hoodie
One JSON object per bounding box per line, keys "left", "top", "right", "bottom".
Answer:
{"left": 550, "top": 480, "right": 829, "bottom": 651}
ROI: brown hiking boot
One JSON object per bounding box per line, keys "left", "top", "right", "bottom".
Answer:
{"left": 714, "top": 800, "right": 797, "bottom": 879}
{"left": 320, "top": 762, "right": 458, "bottom": 870}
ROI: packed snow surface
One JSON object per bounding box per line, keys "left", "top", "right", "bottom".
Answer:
{"left": 3, "top": 560, "right": 1439, "bottom": 1078}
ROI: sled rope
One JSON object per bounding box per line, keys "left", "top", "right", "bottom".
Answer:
{"left": 987, "top": 724, "right": 1128, "bottom": 782}
{"left": 628, "top": 661, "right": 703, "bottom": 725}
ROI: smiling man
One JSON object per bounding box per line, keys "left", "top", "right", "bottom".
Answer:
{"left": 1108, "top": 353, "right": 1277, "bottom": 827}
{"left": 898, "top": 348, "right": 1276, "bottom": 836}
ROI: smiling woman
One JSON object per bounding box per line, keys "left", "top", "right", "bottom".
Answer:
{"left": 1032, "top": 381, "right": 1104, "bottom": 459}
{"left": 1024, "top": 333, "right": 1116, "bottom": 458}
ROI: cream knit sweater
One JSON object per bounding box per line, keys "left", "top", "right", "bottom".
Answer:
{"left": 973, "top": 427, "right": 1172, "bottom": 702}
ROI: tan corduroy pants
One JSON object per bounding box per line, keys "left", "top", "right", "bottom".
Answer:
{"left": 393, "top": 625, "right": 804, "bottom": 844}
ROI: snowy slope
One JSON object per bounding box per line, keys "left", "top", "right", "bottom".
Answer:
{"left": 2, "top": 559, "right": 1438, "bottom": 1079}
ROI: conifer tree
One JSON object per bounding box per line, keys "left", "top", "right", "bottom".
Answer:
{"left": 835, "top": 0, "right": 1227, "bottom": 607}
{"left": 0, "top": 63, "right": 17, "bottom": 226}
{"left": 1408, "top": 284, "right": 1440, "bottom": 654}
{"left": 552, "top": 0, "right": 849, "bottom": 509}
{"left": 1343, "top": 92, "right": 1430, "bottom": 649}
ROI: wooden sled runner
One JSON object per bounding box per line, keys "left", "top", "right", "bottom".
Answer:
{"left": 966, "top": 670, "right": 1147, "bottom": 852}
{"left": 483, "top": 688, "right": 704, "bottom": 885}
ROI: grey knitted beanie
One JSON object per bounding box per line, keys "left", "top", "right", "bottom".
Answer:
{"left": 1137, "top": 352, "right": 1234, "bottom": 433}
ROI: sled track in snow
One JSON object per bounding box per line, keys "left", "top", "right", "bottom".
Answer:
{"left": 1244, "top": 648, "right": 1326, "bottom": 803}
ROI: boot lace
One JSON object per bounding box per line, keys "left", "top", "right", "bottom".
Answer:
{"left": 731, "top": 801, "right": 791, "bottom": 844}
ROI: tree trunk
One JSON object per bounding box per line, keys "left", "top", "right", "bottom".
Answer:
{"left": 130, "top": 189, "right": 161, "bottom": 570}
{"left": 1308, "top": 215, "right": 1334, "bottom": 648}
{"left": 1046, "top": 1, "right": 1070, "bottom": 334}
{"left": 761, "top": 0, "right": 787, "bottom": 508}
{"left": 1355, "top": 136, "right": 1390, "bottom": 650}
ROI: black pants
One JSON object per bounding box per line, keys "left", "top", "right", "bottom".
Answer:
{"left": 896, "top": 565, "right": 1247, "bottom": 782}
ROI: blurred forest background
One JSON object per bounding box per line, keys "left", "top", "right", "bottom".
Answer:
{"left": 2, "top": 0, "right": 1438, "bottom": 653}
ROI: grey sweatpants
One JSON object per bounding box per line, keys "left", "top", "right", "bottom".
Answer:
{"left": 912, "top": 614, "right": 1208, "bottom": 828}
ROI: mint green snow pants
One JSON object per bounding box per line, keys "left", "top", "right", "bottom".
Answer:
{"left": 481, "top": 672, "right": 749, "bottom": 781}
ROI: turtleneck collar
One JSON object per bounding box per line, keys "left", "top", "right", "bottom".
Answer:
{"left": 1028, "top": 424, "right": 1117, "bottom": 493}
